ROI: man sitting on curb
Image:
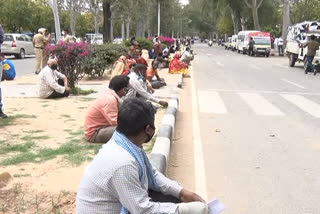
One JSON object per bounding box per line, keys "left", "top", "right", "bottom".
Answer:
{"left": 1, "top": 54, "right": 16, "bottom": 81}
{"left": 84, "top": 75, "right": 129, "bottom": 144}
{"left": 38, "top": 59, "right": 71, "bottom": 99}
{"left": 77, "top": 98, "right": 208, "bottom": 214}
{"left": 125, "top": 64, "right": 168, "bottom": 107}
{"left": 147, "top": 60, "right": 166, "bottom": 89}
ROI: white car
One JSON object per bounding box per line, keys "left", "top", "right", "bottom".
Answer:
{"left": 1, "top": 33, "right": 35, "bottom": 59}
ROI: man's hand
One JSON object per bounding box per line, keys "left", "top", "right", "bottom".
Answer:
{"left": 179, "top": 188, "right": 206, "bottom": 203}
{"left": 65, "top": 86, "right": 71, "bottom": 92}
{"left": 159, "top": 100, "right": 168, "bottom": 108}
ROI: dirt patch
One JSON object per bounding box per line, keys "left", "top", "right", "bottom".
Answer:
{"left": 0, "top": 95, "right": 165, "bottom": 213}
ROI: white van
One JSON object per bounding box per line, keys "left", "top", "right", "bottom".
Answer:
{"left": 236, "top": 30, "right": 259, "bottom": 54}
{"left": 230, "top": 35, "right": 238, "bottom": 51}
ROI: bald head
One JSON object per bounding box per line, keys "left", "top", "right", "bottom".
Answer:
{"left": 47, "top": 59, "right": 57, "bottom": 67}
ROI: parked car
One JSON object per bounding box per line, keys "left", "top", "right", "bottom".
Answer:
{"left": 1, "top": 33, "right": 35, "bottom": 59}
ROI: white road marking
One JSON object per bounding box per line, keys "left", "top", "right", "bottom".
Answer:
{"left": 250, "top": 64, "right": 262, "bottom": 71}
{"left": 191, "top": 69, "right": 208, "bottom": 200}
{"left": 198, "top": 91, "right": 228, "bottom": 114}
{"left": 239, "top": 93, "right": 285, "bottom": 116}
{"left": 281, "top": 78, "right": 305, "bottom": 89}
{"left": 216, "top": 61, "right": 224, "bottom": 68}
{"left": 204, "top": 89, "right": 320, "bottom": 96}
{"left": 281, "top": 94, "right": 320, "bottom": 118}
{"left": 277, "top": 64, "right": 289, "bottom": 69}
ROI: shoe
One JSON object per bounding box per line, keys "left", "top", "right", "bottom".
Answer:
{"left": 0, "top": 111, "right": 8, "bottom": 119}
{"left": 35, "top": 71, "right": 40, "bottom": 75}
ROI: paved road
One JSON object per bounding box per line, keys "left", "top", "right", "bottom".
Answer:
{"left": 172, "top": 44, "right": 320, "bottom": 214}
{"left": 6, "top": 55, "right": 36, "bottom": 76}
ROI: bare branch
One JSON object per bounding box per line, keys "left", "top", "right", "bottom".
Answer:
{"left": 257, "top": 0, "right": 264, "bottom": 9}
{"left": 244, "top": 0, "right": 253, "bottom": 8}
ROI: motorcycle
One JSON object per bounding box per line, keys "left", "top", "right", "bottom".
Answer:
{"left": 208, "top": 40, "right": 213, "bottom": 47}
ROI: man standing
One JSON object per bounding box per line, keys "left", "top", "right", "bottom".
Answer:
{"left": 277, "top": 37, "right": 284, "bottom": 56}
{"left": 38, "top": 59, "right": 71, "bottom": 99}
{"left": 77, "top": 98, "right": 208, "bottom": 214}
{"left": 154, "top": 37, "right": 163, "bottom": 58}
{"left": 62, "top": 29, "right": 74, "bottom": 43}
{"left": 125, "top": 64, "right": 168, "bottom": 107}
{"left": 248, "top": 37, "right": 255, "bottom": 56}
{"left": 304, "top": 35, "right": 320, "bottom": 74}
{"left": 33, "top": 28, "right": 50, "bottom": 74}
{"left": 84, "top": 75, "right": 130, "bottom": 144}
{"left": 0, "top": 24, "right": 8, "bottom": 118}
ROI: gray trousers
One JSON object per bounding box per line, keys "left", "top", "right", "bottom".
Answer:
{"left": 89, "top": 126, "right": 117, "bottom": 144}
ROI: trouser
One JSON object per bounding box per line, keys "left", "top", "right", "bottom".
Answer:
{"left": 305, "top": 56, "right": 315, "bottom": 74}
{"left": 35, "top": 48, "right": 45, "bottom": 73}
{"left": 89, "top": 126, "right": 117, "bottom": 144}
{"left": 278, "top": 45, "right": 283, "bottom": 55}
{"left": 127, "top": 190, "right": 181, "bottom": 214}
{"left": 248, "top": 47, "right": 254, "bottom": 56}
{"left": 150, "top": 80, "right": 166, "bottom": 89}
{"left": 1, "top": 72, "right": 14, "bottom": 81}
{"left": 47, "top": 79, "right": 70, "bottom": 99}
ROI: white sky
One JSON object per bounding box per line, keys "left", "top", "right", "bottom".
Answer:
{"left": 180, "top": 0, "right": 189, "bottom": 5}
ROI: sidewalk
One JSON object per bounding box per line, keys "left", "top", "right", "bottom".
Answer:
{"left": 1, "top": 68, "right": 181, "bottom": 99}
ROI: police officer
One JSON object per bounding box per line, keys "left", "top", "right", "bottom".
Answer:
{"left": 33, "top": 28, "right": 50, "bottom": 74}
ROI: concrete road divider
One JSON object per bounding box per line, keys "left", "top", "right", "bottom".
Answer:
{"left": 150, "top": 97, "right": 179, "bottom": 175}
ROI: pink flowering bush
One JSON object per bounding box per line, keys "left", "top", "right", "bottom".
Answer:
{"left": 148, "top": 36, "right": 175, "bottom": 46}
{"left": 45, "top": 41, "right": 93, "bottom": 89}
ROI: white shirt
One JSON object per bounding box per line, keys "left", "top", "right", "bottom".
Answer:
{"left": 125, "top": 72, "right": 160, "bottom": 103}
{"left": 76, "top": 140, "right": 182, "bottom": 214}
{"left": 277, "top": 38, "right": 284, "bottom": 46}
{"left": 38, "top": 66, "right": 66, "bottom": 98}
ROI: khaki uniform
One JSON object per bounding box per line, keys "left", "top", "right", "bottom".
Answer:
{"left": 63, "top": 35, "right": 74, "bottom": 43}
{"left": 33, "top": 33, "right": 49, "bottom": 73}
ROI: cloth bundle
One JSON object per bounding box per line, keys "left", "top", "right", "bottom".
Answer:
{"left": 287, "top": 21, "right": 320, "bottom": 42}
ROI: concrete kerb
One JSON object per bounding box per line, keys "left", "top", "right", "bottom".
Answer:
{"left": 150, "top": 97, "right": 179, "bottom": 175}
{"left": 177, "top": 73, "right": 183, "bottom": 88}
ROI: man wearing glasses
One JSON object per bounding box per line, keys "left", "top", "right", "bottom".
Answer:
{"left": 84, "top": 75, "right": 130, "bottom": 144}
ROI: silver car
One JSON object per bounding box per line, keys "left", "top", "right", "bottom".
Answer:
{"left": 1, "top": 33, "right": 35, "bottom": 59}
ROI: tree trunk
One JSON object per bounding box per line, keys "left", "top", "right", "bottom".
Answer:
{"left": 70, "top": 10, "right": 77, "bottom": 36}
{"left": 103, "top": 1, "right": 111, "bottom": 42}
{"left": 252, "top": 5, "right": 261, "bottom": 30}
{"left": 241, "top": 17, "right": 247, "bottom": 30}
{"left": 126, "top": 20, "right": 130, "bottom": 40}
{"left": 231, "top": 9, "right": 240, "bottom": 34}
{"left": 136, "top": 19, "right": 144, "bottom": 38}
{"left": 48, "top": 0, "right": 61, "bottom": 41}
{"left": 94, "top": 8, "right": 99, "bottom": 34}
{"left": 282, "top": 0, "right": 291, "bottom": 40}
{"left": 121, "top": 21, "right": 125, "bottom": 40}
{"left": 110, "top": 19, "right": 114, "bottom": 41}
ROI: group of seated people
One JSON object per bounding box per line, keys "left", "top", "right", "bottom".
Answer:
{"left": 34, "top": 39, "right": 208, "bottom": 213}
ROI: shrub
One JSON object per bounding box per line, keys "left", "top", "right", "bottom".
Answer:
{"left": 123, "top": 37, "right": 154, "bottom": 51}
{"left": 83, "top": 43, "right": 128, "bottom": 77}
{"left": 46, "top": 41, "right": 93, "bottom": 89}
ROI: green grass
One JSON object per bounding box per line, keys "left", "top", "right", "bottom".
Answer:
{"left": 25, "top": 130, "right": 44, "bottom": 134}
{"left": 0, "top": 141, "right": 35, "bottom": 155}
{"left": 78, "top": 97, "right": 96, "bottom": 102}
{"left": 0, "top": 114, "right": 37, "bottom": 128}
{"left": 42, "top": 104, "right": 49, "bottom": 108}
{"left": 71, "top": 87, "right": 97, "bottom": 96}
{"left": 78, "top": 106, "right": 87, "bottom": 110}
{"left": 21, "top": 135, "right": 50, "bottom": 141}
{"left": 60, "top": 114, "right": 71, "bottom": 118}
{"left": 0, "top": 139, "right": 102, "bottom": 166}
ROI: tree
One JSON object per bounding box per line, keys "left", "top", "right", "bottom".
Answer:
{"left": 48, "top": 0, "right": 62, "bottom": 41}
{"left": 89, "top": 0, "right": 102, "bottom": 34}
{"left": 244, "top": 0, "right": 264, "bottom": 30}
{"left": 282, "top": 0, "right": 291, "bottom": 39}
{"left": 102, "top": 0, "right": 112, "bottom": 42}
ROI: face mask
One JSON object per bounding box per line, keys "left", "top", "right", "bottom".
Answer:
{"left": 51, "top": 64, "right": 58, "bottom": 70}
{"left": 144, "top": 128, "right": 155, "bottom": 143}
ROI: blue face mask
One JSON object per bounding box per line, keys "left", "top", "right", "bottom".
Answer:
{"left": 138, "top": 72, "right": 145, "bottom": 81}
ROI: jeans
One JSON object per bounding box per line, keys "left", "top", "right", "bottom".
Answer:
{"left": 305, "top": 56, "right": 315, "bottom": 73}
{"left": 278, "top": 45, "right": 283, "bottom": 55}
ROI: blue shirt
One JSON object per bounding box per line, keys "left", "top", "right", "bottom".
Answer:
{"left": 2, "top": 59, "right": 16, "bottom": 79}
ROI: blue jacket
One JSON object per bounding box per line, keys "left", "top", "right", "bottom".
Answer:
{"left": 2, "top": 59, "right": 16, "bottom": 79}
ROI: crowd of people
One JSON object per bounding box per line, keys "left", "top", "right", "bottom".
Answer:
{"left": 1, "top": 25, "right": 207, "bottom": 212}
